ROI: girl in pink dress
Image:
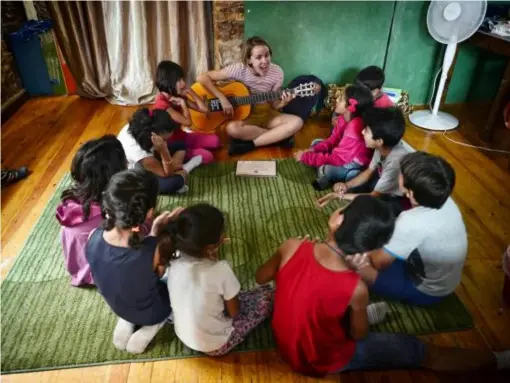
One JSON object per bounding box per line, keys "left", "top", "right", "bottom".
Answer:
{"left": 56, "top": 135, "right": 127, "bottom": 286}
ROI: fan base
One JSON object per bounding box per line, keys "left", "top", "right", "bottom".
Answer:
{"left": 409, "top": 110, "right": 459, "bottom": 131}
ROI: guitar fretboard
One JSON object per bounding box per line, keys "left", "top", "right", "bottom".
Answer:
{"left": 208, "top": 89, "right": 290, "bottom": 112}
{"left": 232, "top": 90, "right": 286, "bottom": 106}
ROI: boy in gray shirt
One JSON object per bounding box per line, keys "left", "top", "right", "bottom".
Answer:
{"left": 345, "top": 152, "right": 467, "bottom": 306}
{"left": 329, "top": 107, "right": 411, "bottom": 215}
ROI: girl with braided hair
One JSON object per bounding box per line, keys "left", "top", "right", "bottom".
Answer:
{"left": 158, "top": 203, "right": 273, "bottom": 356}
{"left": 86, "top": 168, "right": 183, "bottom": 354}
{"left": 56, "top": 135, "right": 127, "bottom": 286}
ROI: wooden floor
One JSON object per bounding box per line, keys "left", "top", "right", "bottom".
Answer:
{"left": 1, "top": 97, "right": 510, "bottom": 382}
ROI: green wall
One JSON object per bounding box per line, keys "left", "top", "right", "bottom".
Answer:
{"left": 384, "top": 1, "right": 440, "bottom": 105}
{"left": 244, "top": 1, "right": 507, "bottom": 105}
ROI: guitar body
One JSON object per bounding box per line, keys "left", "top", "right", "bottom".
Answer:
{"left": 189, "top": 82, "right": 252, "bottom": 133}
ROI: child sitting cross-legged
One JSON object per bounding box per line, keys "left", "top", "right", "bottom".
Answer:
{"left": 318, "top": 106, "right": 410, "bottom": 216}
{"left": 294, "top": 84, "right": 374, "bottom": 190}
{"left": 160, "top": 203, "right": 273, "bottom": 356}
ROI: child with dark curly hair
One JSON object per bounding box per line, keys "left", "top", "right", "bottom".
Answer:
{"left": 57, "top": 135, "right": 127, "bottom": 286}
{"left": 117, "top": 108, "right": 202, "bottom": 194}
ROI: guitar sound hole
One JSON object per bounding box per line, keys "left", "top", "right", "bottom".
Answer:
{"left": 227, "top": 96, "right": 237, "bottom": 108}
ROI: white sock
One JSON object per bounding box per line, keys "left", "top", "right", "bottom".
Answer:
{"left": 176, "top": 184, "right": 189, "bottom": 194}
{"left": 182, "top": 155, "right": 203, "bottom": 173}
{"left": 317, "top": 165, "right": 325, "bottom": 178}
{"left": 367, "top": 302, "right": 390, "bottom": 325}
{"left": 113, "top": 318, "right": 135, "bottom": 351}
{"left": 494, "top": 350, "right": 510, "bottom": 369}
{"left": 125, "top": 321, "right": 166, "bottom": 354}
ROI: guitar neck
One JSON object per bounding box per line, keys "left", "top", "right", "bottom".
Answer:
{"left": 231, "top": 90, "right": 287, "bottom": 106}
{"left": 208, "top": 89, "right": 289, "bottom": 111}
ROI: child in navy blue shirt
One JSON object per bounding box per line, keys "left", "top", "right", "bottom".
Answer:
{"left": 86, "top": 168, "right": 182, "bottom": 353}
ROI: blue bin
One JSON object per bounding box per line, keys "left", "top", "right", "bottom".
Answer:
{"left": 8, "top": 20, "right": 54, "bottom": 96}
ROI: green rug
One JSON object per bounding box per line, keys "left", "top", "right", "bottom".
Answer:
{"left": 1, "top": 160, "right": 473, "bottom": 373}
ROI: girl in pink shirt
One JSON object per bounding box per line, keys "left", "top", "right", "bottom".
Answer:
{"left": 154, "top": 61, "right": 220, "bottom": 164}
{"left": 294, "top": 85, "right": 373, "bottom": 190}
{"left": 56, "top": 135, "right": 127, "bottom": 286}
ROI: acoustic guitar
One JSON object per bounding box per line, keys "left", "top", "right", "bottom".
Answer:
{"left": 188, "top": 81, "right": 319, "bottom": 132}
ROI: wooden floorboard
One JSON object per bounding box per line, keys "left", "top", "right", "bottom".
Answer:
{"left": 1, "top": 97, "right": 509, "bottom": 382}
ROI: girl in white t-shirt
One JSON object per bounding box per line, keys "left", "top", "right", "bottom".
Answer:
{"left": 158, "top": 203, "right": 273, "bottom": 355}
{"left": 117, "top": 108, "right": 202, "bottom": 194}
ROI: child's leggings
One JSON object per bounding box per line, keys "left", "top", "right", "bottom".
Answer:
{"left": 206, "top": 285, "right": 274, "bottom": 356}
{"left": 184, "top": 132, "right": 220, "bottom": 164}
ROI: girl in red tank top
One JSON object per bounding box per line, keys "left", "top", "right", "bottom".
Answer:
{"left": 256, "top": 196, "right": 395, "bottom": 376}
{"left": 271, "top": 239, "right": 360, "bottom": 376}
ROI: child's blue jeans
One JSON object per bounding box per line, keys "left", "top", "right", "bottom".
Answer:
{"left": 336, "top": 332, "right": 426, "bottom": 372}
{"left": 157, "top": 142, "right": 187, "bottom": 194}
{"left": 371, "top": 258, "right": 444, "bottom": 306}
{"left": 310, "top": 139, "right": 363, "bottom": 189}
{"left": 321, "top": 163, "right": 363, "bottom": 182}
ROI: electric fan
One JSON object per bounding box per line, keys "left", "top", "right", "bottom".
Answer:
{"left": 409, "top": 1, "right": 487, "bottom": 131}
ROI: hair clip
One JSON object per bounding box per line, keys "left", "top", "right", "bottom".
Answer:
{"left": 347, "top": 98, "right": 358, "bottom": 113}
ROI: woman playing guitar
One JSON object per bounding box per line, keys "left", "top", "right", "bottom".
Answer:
{"left": 197, "top": 36, "right": 303, "bottom": 156}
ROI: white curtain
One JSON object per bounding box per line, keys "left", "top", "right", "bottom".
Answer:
{"left": 102, "top": 0, "right": 210, "bottom": 105}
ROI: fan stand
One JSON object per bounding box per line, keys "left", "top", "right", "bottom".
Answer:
{"left": 410, "top": 7, "right": 461, "bottom": 132}
{"left": 410, "top": 41, "right": 459, "bottom": 131}
{"left": 409, "top": 110, "right": 459, "bottom": 131}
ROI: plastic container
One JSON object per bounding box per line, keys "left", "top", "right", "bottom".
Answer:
{"left": 8, "top": 19, "right": 54, "bottom": 96}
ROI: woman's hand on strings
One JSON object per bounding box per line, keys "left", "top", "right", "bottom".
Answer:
{"left": 219, "top": 96, "right": 234, "bottom": 118}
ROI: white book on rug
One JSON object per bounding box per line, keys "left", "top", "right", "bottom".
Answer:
{"left": 236, "top": 161, "right": 277, "bottom": 177}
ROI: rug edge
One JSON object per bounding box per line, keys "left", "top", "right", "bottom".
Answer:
{"left": 1, "top": 324, "right": 476, "bottom": 374}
